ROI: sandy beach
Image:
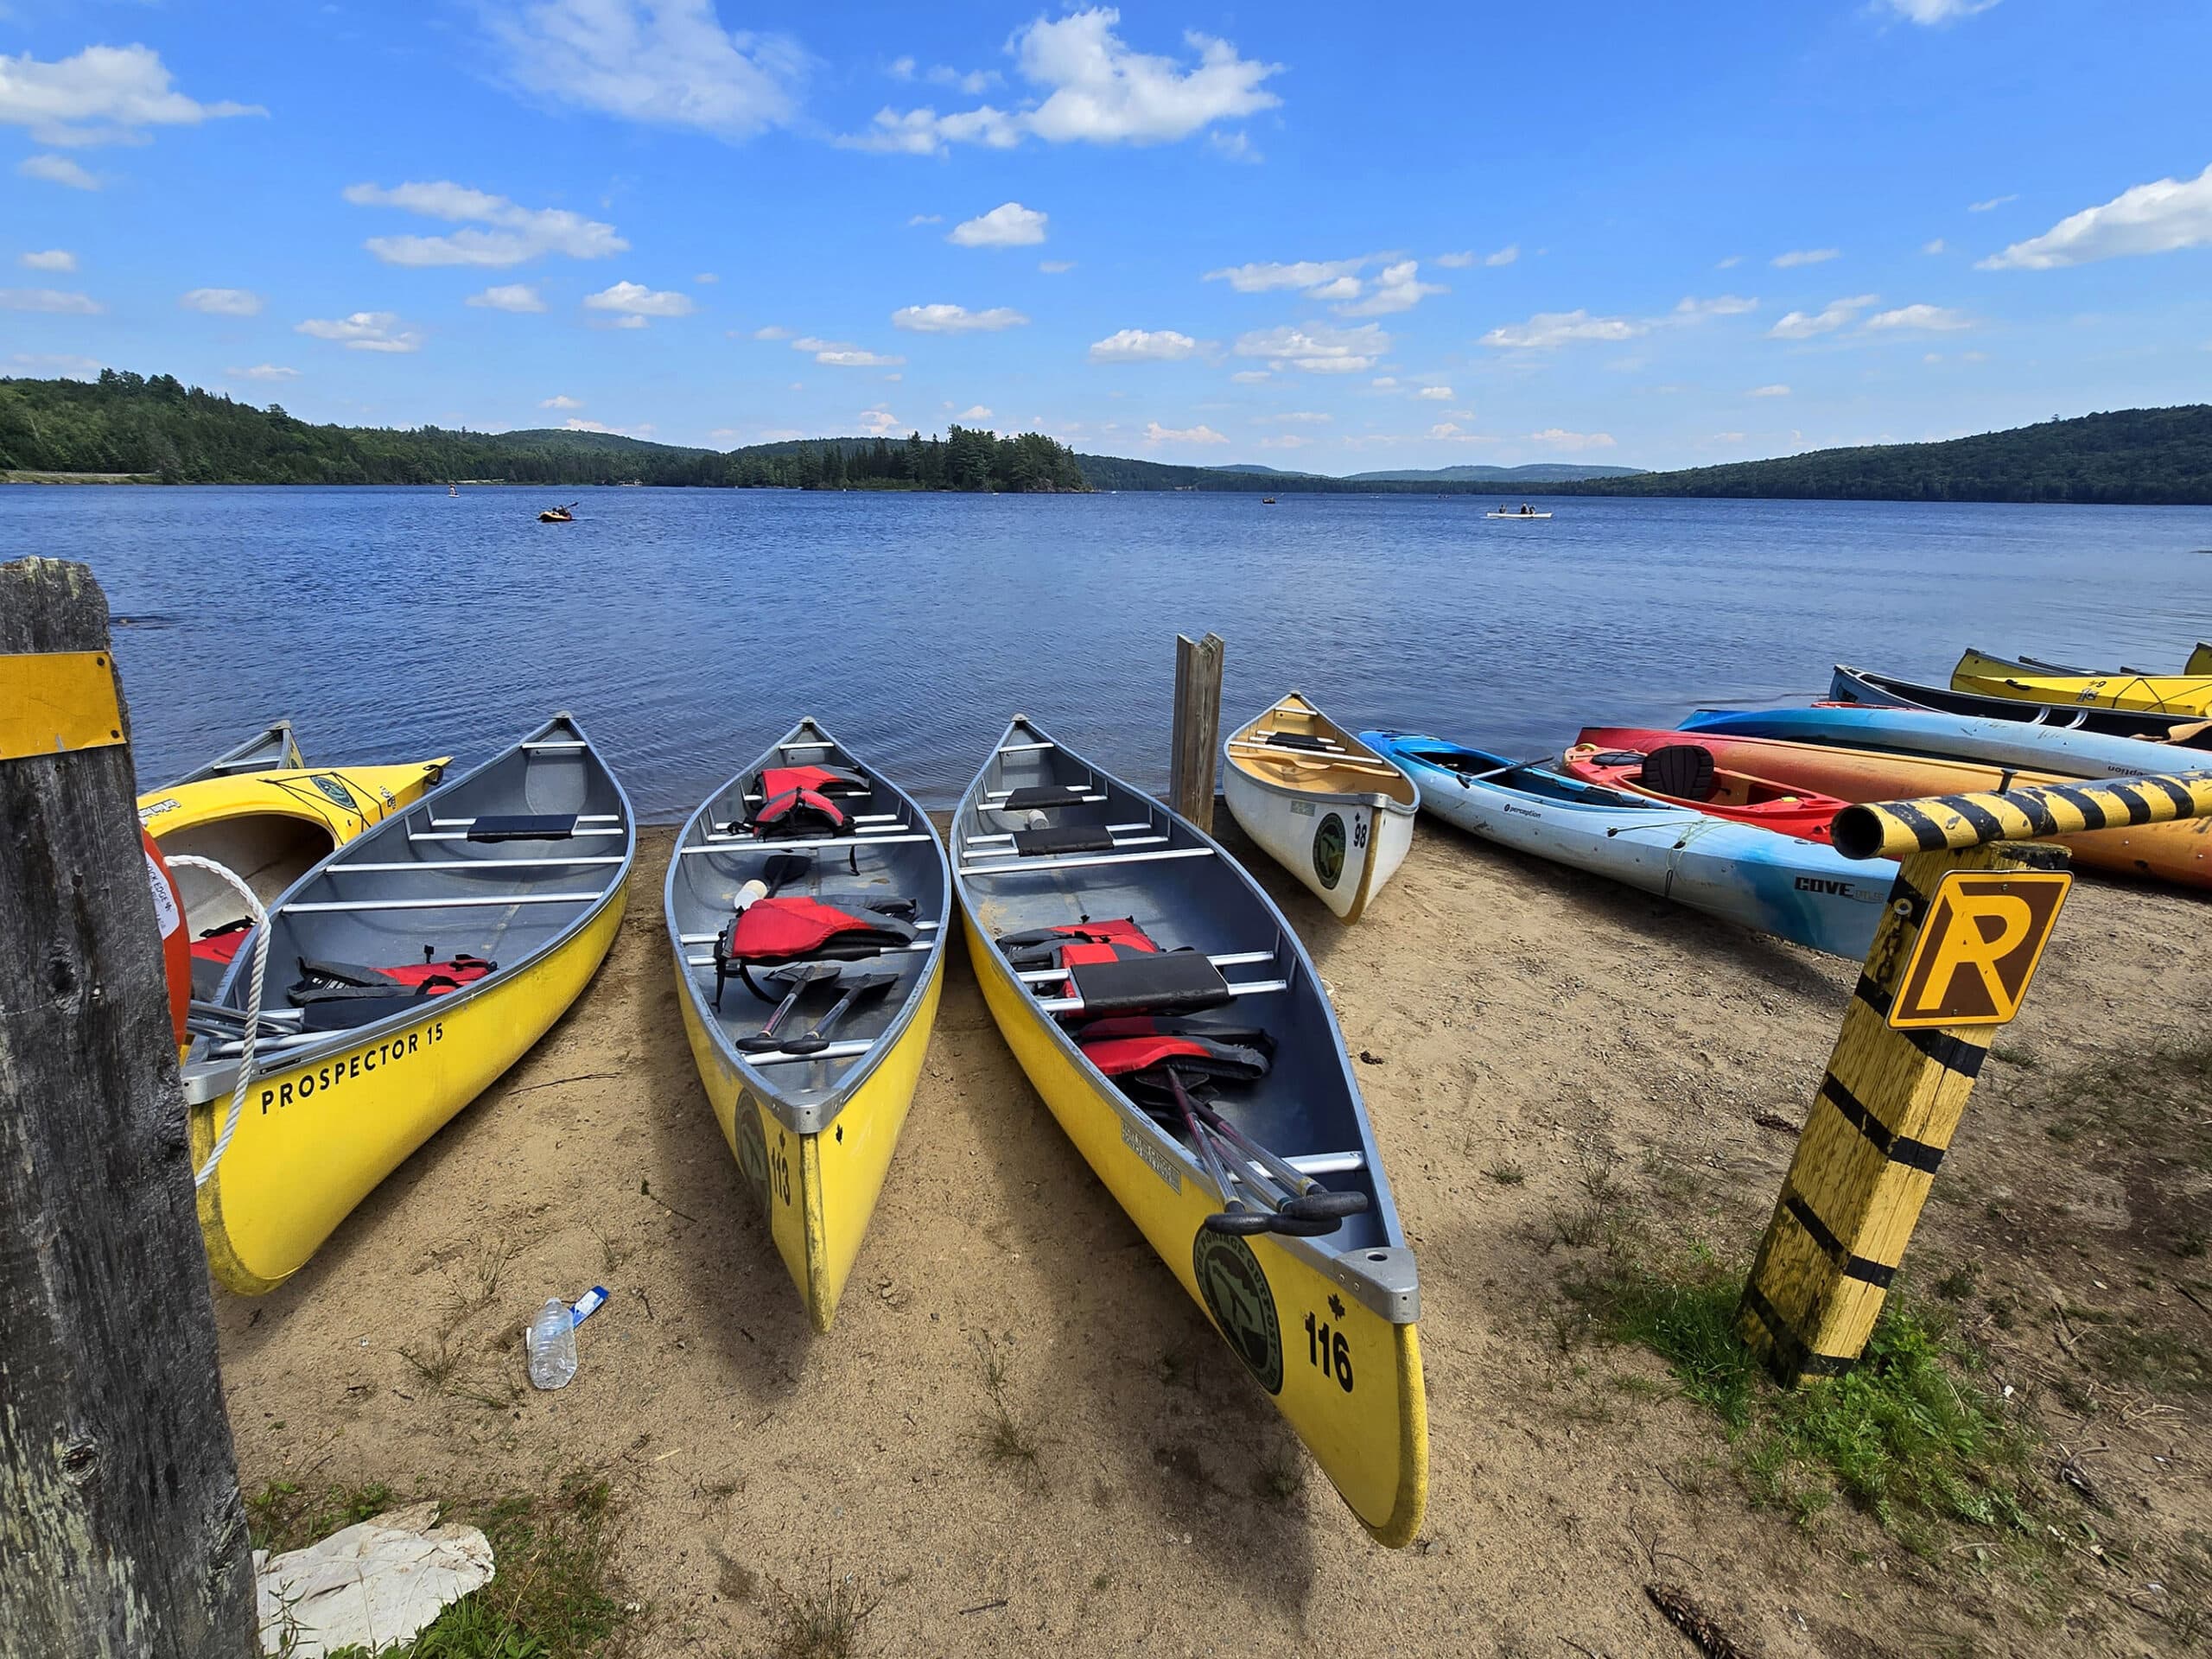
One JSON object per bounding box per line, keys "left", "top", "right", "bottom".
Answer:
{"left": 218, "top": 812, "right": 2212, "bottom": 1656}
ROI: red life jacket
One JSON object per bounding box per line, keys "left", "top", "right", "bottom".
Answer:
{"left": 721, "top": 896, "right": 918, "bottom": 965}
{"left": 1001, "top": 917, "right": 1160, "bottom": 971}
{"left": 746, "top": 765, "right": 868, "bottom": 838}
{"left": 1074, "top": 1016, "right": 1273, "bottom": 1082}
{"left": 189, "top": 919, "right": 253, "bottom": 965}
{"left": 289, "top": 953, "right": 497, "bottom": 1006}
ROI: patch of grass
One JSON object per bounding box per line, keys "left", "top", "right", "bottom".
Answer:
{"left": 1567, "top": 1248, "right": 2051, "bottom": 1558}
{"left": 1988, "top": 1044, "right": 2039, "bottom": 1068}
{"left": 247, "top": 1479, "right": 398, "bottom": 1553}
{"left": 972, "top": 1338, "right": 1045, "bottom": 1490}
{"left": 1253, "top": 1450, "right": 1305, "bottom": 1508}
{"left": 1935, "top": 1264, "right": 1980, "bottom": 1302}
{"left": 1484, "top": 1160, "right": 1526, "bottom": 1186}
{"left": 442, "top": 1236, "right": 518, "bottom": 1326}
{"left": 765, "top": 1573, "right": 876, "bottom": 1659}
{"left": 2082, "top": 1322, "right": 2211, "bottom": 1395}
{"left": 399, "top": 1338, "right": 466, "bottom": 1393}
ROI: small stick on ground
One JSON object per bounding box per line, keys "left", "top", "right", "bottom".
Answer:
{"left": 509, "top": 1071, "right": 621, "bottom": 1097}
{"left": 959, "top": 1599, "right": 1007, "bottom": 1615}
{"left": 1644, "top": 1583, "right": 1758, "bottom": 1659}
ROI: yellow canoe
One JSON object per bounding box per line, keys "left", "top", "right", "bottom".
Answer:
{"left": 181, "top": 715, "right": 632, "bottom": 1294}
{"left": 1952, "top": 646, "right": 2212, "bottom": 716}
{"left": 954, "top": 716, "right": 1427, "bottom": 1546}
{"left": 2189, "top": 642, "right": 2212, "bottom": 676}
{"left": 665, "top": 718, "right": 950, "bottom": 1332}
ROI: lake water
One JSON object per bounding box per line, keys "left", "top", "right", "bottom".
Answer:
{"left": 8, "top": 485, "right": 2211, "bottom": 820}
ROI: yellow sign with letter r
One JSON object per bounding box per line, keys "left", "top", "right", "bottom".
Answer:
{"left": 1891, "top": 869, "right": 2072, "bottom": 1029}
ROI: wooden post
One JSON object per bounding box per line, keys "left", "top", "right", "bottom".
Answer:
{"left": 1168, "top": 631, "right": 1224, "bottom": 832}
{"left": 1742, "top": 766, "right": 2212, "bottom": 1383}
{"left": 0, "top": 559, "right": 257, "bottom": 1657}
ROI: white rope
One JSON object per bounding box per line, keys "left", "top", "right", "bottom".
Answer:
{"left": 164, "top": 855, "right": 270, "bottom": 1188}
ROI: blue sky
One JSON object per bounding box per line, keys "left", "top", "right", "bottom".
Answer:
{"left": 3, "top": 0, "right": 2210, "bottom": 472}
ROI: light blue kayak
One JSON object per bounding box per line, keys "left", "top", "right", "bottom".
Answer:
{"left": 1680, "top": 702, "right": 2203, "bottom": 780}
{"left": 1363, "top": 731, "right": 1891, "bottom": 959}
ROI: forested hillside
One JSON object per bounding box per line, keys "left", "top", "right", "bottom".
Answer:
{"left": 1556, "top": 406, "right": 2212, "bottom": 505}
{"left": 0, "top": 372, "right": 1086, "bottom": 492}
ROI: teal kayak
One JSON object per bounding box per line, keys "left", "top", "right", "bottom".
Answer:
{"left": 1363, "top": 731, "right": 1891, "bottom": 958}
{"left": 1680, "top": 702, "right": 2202, "bottom": 780}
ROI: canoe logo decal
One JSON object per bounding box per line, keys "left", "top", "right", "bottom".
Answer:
{"left": 734, "top": 1089, "right": 772, "bottom": 1217}
{"left": 309, "top": 774, "right": 362, "bottom": 813}
{"left": 1312, "top": 813, "right": 1347, "bottom": 891}
{"left": 1192, "top": 1231, "right": 1283, "bottom": 1395}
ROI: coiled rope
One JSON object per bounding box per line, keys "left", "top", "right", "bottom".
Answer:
{"left": 163, "top": 854, "right": 270, "bottom": 1188}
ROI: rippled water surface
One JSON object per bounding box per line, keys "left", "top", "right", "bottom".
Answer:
{"left": 9, "top": 485, "right": 2211, "bottom": 819}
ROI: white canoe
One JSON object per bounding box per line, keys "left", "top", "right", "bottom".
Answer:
{"left": 1222, "top": 691, "right": 1419, "bottom": 923}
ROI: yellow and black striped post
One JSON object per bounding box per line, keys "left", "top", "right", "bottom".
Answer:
{"left": 1740, "top": 767, "right": 2212, "bottom": 1385}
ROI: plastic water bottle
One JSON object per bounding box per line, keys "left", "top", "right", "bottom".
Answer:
{"left": 527, "top": 1297, "right": 577, "bottom": 1390}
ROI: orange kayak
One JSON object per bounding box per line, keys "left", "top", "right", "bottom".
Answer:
{"left": 1580, "top": 726, "right": 2212, "bottom": 890}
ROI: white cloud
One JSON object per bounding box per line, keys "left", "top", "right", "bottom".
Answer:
{"left": 16, "top": 153, "right": 98, "bottom": 189}
{"left": 1482, "top": 309, "right": 1643, "bottom": 349}
{"left": 957, "top": 404, "right": 992, "bottom": 421}
{"left": 850, "top": 9, "right": 1279, "bottom": 154}
{"left": 1305, "top": 276, "right": 1361, "bottom": 301}
{"left": 811, "top": 345, "right": 906, "bottom": 367}
{"left": 1144, "top": 420, "right": 1228, "bottom": 445}
{"left": 0, "top": 43, "right": 262, "bottom": 147}
{"left": 1673, "top": 294, "right": 1758, "bottom": 321}
{"left": 1485, "top": 245, "right": 1521, "bottom": 267}
{"left": 950, "top": 201, "right": 1048, "bottom": 247}
{"left": 540, "top": 394, "right": 584, "bottom": 409}
{"left": 752, "top": 325, "right": 792, "bottom": 340}
{"left": 1261, "top": 410, "right": 1332, "bottom": 423}
{"left": 583, "top": 280, "right": 696, "bottom": 322}
{"left": 1090, "top": 328, "right": 1200, "bottom": 363}
{"left": 1980, "top": 163, "right": 2212, "bottom": 270}
{"left": 1257, "top": 433, "right": 1309, "bottom": 449}
{"left": 1336, "top": 258, "right": 1445, "bottom": 317}
{"left": 891, "top": 302, "right": 1028, "bottom": 333}
{"left": 1968, "top": 194, "right": 2018, "bottom": 213}
{"left": 1370, "top": 376, "right": 1397, "bottom": 388}
{"left": 1415, "top": 385, "right": 1452, "bottom": 400}
{"left": 179, "top": 287, "right": 263, "bottom": 316}
{"left": 468, "top": 283, "right": 548, "bottom": 313}
{"left": 10, "top": 352, "right": 103, "bottom": 378}
{"left": 906, "top": 213, "right": 943, "bottom": 226}
{"left": 560, "top": 416, "right": 655, "bottom": 436}
{"left": 229, "top": 364, "right": 298, "bottom": 382}
{"left": 1230, "top": 369, "right": 1270, "bottom": 384}
{"left": 1205, "top": 257, "right": 1367, "bottom": 295}
{"left": 0, "top": 287, "right": 102, "bottom": 315}
{"left": 18, "top": 249, "right": 75, "bottom": 272}
{"left": 1749, "top": 383, "right": 1791, "bottom": 397}
{"left": 1864, "top": 303, "right": 1974, "bottom": 333}
{"left": 858, "top": 406, "right": 901, "bottom": 435}
{"left": 1234, "top": 321, "right": 1390, "bottom": 373}
{"left": 488, "top": 0, "right": 803, "bottom": 141}
{"left": 1772, "top": 248, "right": 1840, "bottom": 268}
{"left": 343, "top": 180, "right": 626, "bottom": 267}
{"left": 1039, "top": 259, "right": 1076, "bottom": 274}
{"left": 1767, "top": 294, "right": 1879, "bottom": 339}
{"left": 1210, "top": 130, "right": 1259, "bottom": 163}
{"left": 296, "top": 311, "right": 423, "bottom": 352}
{"left": 1715, "top": 255, "right": 1742, "bottom": 270}
{"left": 1427, "top": 423, "right": 1466, "bottom": 441}
{"left": 1528, "top": 428, "right": 1616, "bottom": 450}
{"left": 1923, "top": 238, "right": 1948, "bottom": 254}
{"left": 1433, "top": 245, "right": 1519, "bottom": 270}
{"left": 1885, "top": 0, "right": 1999, "bottom": 23}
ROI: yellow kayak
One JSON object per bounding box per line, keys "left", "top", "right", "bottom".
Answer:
{"left": 2189, "top": 642, "right": 2212, "bottom": 676}
{"left": 182, "top": 715, "right": 632, "bottom": 1294}
{"left": 953, "top": 716, "right": 1427, "bottom": 1547}
{"left": 139, "top": 736, "right": 449, "bottom": 982}
{"left": 665, "top": 718, "right": 950, "bottom": 1332}
{"left": 1952, "top": 647, "right": 2212, "bottom": 716}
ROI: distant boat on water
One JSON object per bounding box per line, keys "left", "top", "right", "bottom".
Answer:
{"left": 539, "top": 503, "right": 575, "bottom": 523}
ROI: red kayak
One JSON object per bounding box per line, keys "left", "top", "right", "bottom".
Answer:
{"left": 1561, "top": 728, "right": 1848, "bottom": 843}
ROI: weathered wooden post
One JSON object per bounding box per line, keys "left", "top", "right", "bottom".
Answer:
{"left": 1738, "top": 767, "right": 2212, "bottom": 1383}
{"left": 1168, "top": 631, "right": 1224, "bottom": 831}
{"left": 0, "top": 559, "right": 257, "bottom": 1656}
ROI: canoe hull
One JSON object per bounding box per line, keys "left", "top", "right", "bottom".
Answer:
{"left": 1681, "top": 702, "right": 2207, "bottom": 781}
{"left": 1368, "top": 732, "right": 1891, "bottom": 958}
{"left": 192, "top": 881, "right": 628, "bottom": 1294}
{"left": 1222, "top": 762, "right": 1416, "bottom": 922}
{"left": 962, "top": 906, "right": 1427, "bottom": 1545}
{"left": 677, "top": 946, "right": 945, "bottom": 1331}
{"left": 1953, "top": 646, "right": 2212, "bottom": 717}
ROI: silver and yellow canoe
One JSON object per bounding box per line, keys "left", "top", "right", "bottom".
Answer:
{"left": 952, "top": 715, "right": 1427, "bottom": 1546}
{"left": 181, "top": 715, "right": 632, "bottom": 1294}
{"left": 1222, "top": 690, "right": 1419, "bottom": 924}
{"left": 1952, "top": 646, "right": 2212, "bottom": 717}
{"left": 665, "top": 718, "right": 950, "bottom": 1332}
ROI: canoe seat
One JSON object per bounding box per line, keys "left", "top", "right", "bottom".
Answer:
{"left": 467, "top": 813, "right": 577, "bottom": 842}
{"left": 1066, "top": 951, "right": 1230, "bottom": 1017}
{"left": 999, "top": 785, "right": 1073, "bottom": 811}
{"left": 1014, "top": 823, "right": 1116, "bottom": 855}
{"left": 1640, "top": 744, "right": 1718, "bottom": 803}
{"left": 1264, "top": 732, "right": 1331, "bottom": 752}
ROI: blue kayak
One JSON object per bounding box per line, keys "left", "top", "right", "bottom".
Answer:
{"left": 1363, "top": 731, "right": 1891, "bottom": 959}
{"left": 1680, "top": 702, "right": 2206, "bottom": 780}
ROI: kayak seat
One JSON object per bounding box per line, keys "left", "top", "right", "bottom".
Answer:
{"left": 467, "top": 813, "right": 576, "bottom": 842}
{"left": 999, "top": 785, "right": 1073, "bottom": 811}
{"left": 1639, "top": 744, "right": 1718, "bottom": 803}
{"left": 1014, "top": 823, "right": 1116, "bottom": 855}
{"left": 1067, "top": 950, "right": 1230, "bottom": 1018}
